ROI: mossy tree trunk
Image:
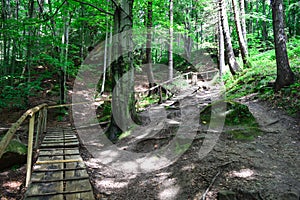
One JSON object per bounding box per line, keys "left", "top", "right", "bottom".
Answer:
{"left": 106, "top": 0, "right": 138, "bottom": 142}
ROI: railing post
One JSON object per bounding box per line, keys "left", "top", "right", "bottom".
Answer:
{"left": 35, "top": 111, "right": 42, "bottom": 148}
{"left": 26, "top": 114, "right": 35, "bottom": 187}
{"left": 42, "top": 107, "right": 47, "bottom": 133}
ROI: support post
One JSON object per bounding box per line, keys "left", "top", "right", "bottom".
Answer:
{"left": 42, "top": 108, "right": 47, "bottom": 133}
{"left": 26, "top": 114, "right": 35, "bottom": 187}
{"left": 35, "top": 111, "right": 42, "bottom": 148}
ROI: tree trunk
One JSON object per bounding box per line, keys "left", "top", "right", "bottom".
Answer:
{"left": 168, "top": 0, "right": 174, "bottom": 81}
{"left": 219, "top": 0, "right": 241, "bottom": 75}
{"left": 106, "top": 0, "right": 136, "bottom": 142}
{"left": 240, "top": 0, "right": 247, "bottom": 48}
{"left": 232, "top": 0, "right": 249, "bottom": 67}
{"left": 271, "top": 0, "right": 295, "bottom": 91}
{"left": 101, "top": 1, "right": 110, "bottom": 95}
{"left": 262, "top": 0, "right": 268, "bottom": 42}
{"left": 218, "top": 3, "right": 225, "bottom": 76}
{"left": 146, "top": 0, "right": 155, "bottom": 94}
{"left": 26, "top": 0, "right": 35, "bottom": 83}
{"left": 60, "top": 3, "right": 69, "bottom": 104}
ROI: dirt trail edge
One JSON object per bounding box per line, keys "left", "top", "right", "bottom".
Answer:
{"left": 80, "top": 87, "right": 300, "bottom": 200}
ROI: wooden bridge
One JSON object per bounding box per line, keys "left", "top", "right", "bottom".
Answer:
{"left": 0, "top": 103, "right": 95, "bottom": 199}
{"left": 24, "top": 127, "right": 94, "bottom": 199}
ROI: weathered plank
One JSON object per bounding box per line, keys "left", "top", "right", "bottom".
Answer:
{"left": 65, "top": 190, "right": 94, "bottom": 200}
{"left": 25, "top": 193, "right": 64, "bottom": 200}
{"left": 25, "top": 182, "right": 64, "bottom": 198}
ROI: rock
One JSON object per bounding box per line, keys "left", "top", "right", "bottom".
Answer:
{"left": 0, "top": 139, "right": 27, "bottom": 171}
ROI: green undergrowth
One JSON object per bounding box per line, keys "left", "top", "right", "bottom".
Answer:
{"left": 223, "top": 38, "right": 300, "bottom": 117}
{"left": 200, "top": 101, "right": 261, "bottom": 140}
{"left": 0, "top": 137, "right": 27, "bottom": 155}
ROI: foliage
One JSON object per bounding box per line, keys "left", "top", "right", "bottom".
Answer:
{"left": 97, "top": 101, "right": 111, "bottom": 122}
{"left": 223, "top": 38, "right": 300, "bottom": 116}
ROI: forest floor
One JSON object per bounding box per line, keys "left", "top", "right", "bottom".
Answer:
{"left": 81, "top": 85, "right": 300, "bottom": 200}
{"left": 0, "top": 81, "right": 299, "bottom": 200}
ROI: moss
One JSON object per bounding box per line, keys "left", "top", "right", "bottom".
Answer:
{"left": 4, "top": 139, "right": 27, "bottom": 155}
{"left": 227, "top": 127, "right": 262, "bottom": 141}
{"left": 200, "top": 101, "right": 262, "bottom": 140}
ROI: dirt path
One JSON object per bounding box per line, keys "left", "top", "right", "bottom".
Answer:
{"left": 0, "top": 84, "right": 299, "bottom": 200}
{"left": 81, "top": 86, "right": 300, "bottom": 200}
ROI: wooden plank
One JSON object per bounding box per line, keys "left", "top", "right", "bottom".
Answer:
{"left": 43, "top": 136, "right": 77, "bottom": 140}
{"left": 39, "top": 149, "right": 64, "bottom": 156}
{"left": 33, "top": 163, "right": 64, "bottom": 171}
{"left": 25, "top": 194, "right": 64, "bottom": 200}
{"left": 36, "top": 159, "right": 82, "bottom": 165}
{"left": 42, "top": 140, "right": 78, "bottom": 144}
{"left": 65, "top": 190, "right": 94, "bottom": 200}
{"left": 34, "top": 155, "right": 64, "bottom": 171}
{"left": 25, "top": 182, "right": 64, "bottom": 199}
{"left": 31, "top": 171, "right": 63, "bottom": 182}
{"left": 65, "top": 169, "right": 89, "bottom": 179}
{"left": 40, "top": 143, "right": 65, "bottom": 147}
{"left": 33, "top": 167, "right": 86, "bottom": 173}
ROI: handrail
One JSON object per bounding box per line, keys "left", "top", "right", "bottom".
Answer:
{"left": 0, "top": 103, "right": 48, "bottom": 187}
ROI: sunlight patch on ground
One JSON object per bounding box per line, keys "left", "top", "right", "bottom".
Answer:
{"left": 95, "top": 178, "right": 129, "bottom": 189}
{"left": 181, "top": 163, "right": 195, "bottom": 171}
{"left": 3, "top": 181, "right": 22, "bottom": 191}
{"left": 158, "top": 177, "right": 180, "bottom": 200}
{"left": 227, "top": 168, "right": 255, "bottom": 179}
{"left": 158, "top": 185, "right": 180, "bottom": 200}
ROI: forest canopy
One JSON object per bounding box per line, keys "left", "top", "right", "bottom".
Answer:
{"left": 0, "top": 0, "right": 299, "bottom": 117}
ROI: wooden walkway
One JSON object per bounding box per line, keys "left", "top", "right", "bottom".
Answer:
{"left": 24, "top": 128, "right": 94, "bottom": 200}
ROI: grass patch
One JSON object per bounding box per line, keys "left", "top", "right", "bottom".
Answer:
{"left": 223, "top": 38, "right": 300, "bottom": 117}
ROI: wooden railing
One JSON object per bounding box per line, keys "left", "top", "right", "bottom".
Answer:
{"left": 0, "top": 103, "right": 48, "bottom": 187}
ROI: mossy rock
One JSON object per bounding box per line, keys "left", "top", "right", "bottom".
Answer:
{"left": 200, "top": 101, "right": 262, "bottom": 140}
{"left": 0, "top": 139, "right": 27, "bottom": 171}
{"left": 5, "top": 139, "right": 27, "bottom": 155}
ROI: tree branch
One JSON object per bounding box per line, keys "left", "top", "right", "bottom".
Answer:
{"left": 24, "top": 0, "right": 66, "bottom": 25}
{"left": 70, "top": 0, "right": 114, "bottom": 16}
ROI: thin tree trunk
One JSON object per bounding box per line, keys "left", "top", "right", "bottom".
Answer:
{"left": 60, "top": 4, "right": 70, "bottom": 104}
{"left": 101, "top": 21, "right": 109, "bottom": 94}
{"left": 271, "top": 0, "right": 295, "bottom": 91}
{"left": 146, "top": 0, "right": 155, "bottom": 93}
{"left": 26, "top": 0, "right": 35, "bottom": 83}
{"left": 218, "top": 3, "right": 225, "bottom": 76}
{"left": 262, "top": 0, "right": 268, "bottom": 42}
{"left": 256, "top": 0, "right": 260, "bottom": 37}
{"left": 240, "top": 0, "right": 247, "bottom": 47}
{"left": 219, "top": 0, "right": 241, "bottom": 75}
{"left": 232, "top": 0, "right": 249, "bottom": 67}
{"left": 168, "top": 0, "right": 173, "bottom": 81}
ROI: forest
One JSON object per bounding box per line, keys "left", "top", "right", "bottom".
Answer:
{"left": 0, "top": 0, "right": 299, "bottom": 199}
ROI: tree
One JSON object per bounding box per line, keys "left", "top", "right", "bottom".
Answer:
{"left": 145, "top": 0, "right": 155, "bottom": 93}
{"left": 271, "top": 0, "right": 295, "bottom": 91}
{"left": 239, "top": 0, "right": 247, "bottom": 48}
{"left": 232, "top": 0, "right": 249, "bottom": 67}
{"left": 106, "top": 0, "right": 136, "bottom": 141}
{"left": 218, "top": 1, "right": 225, "bottom": 76}
{"left": 219, "top": 0, "right": 241, "bottom": 75}
{"left": 168, "top": 0, "right": 174, "bottom": 81}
